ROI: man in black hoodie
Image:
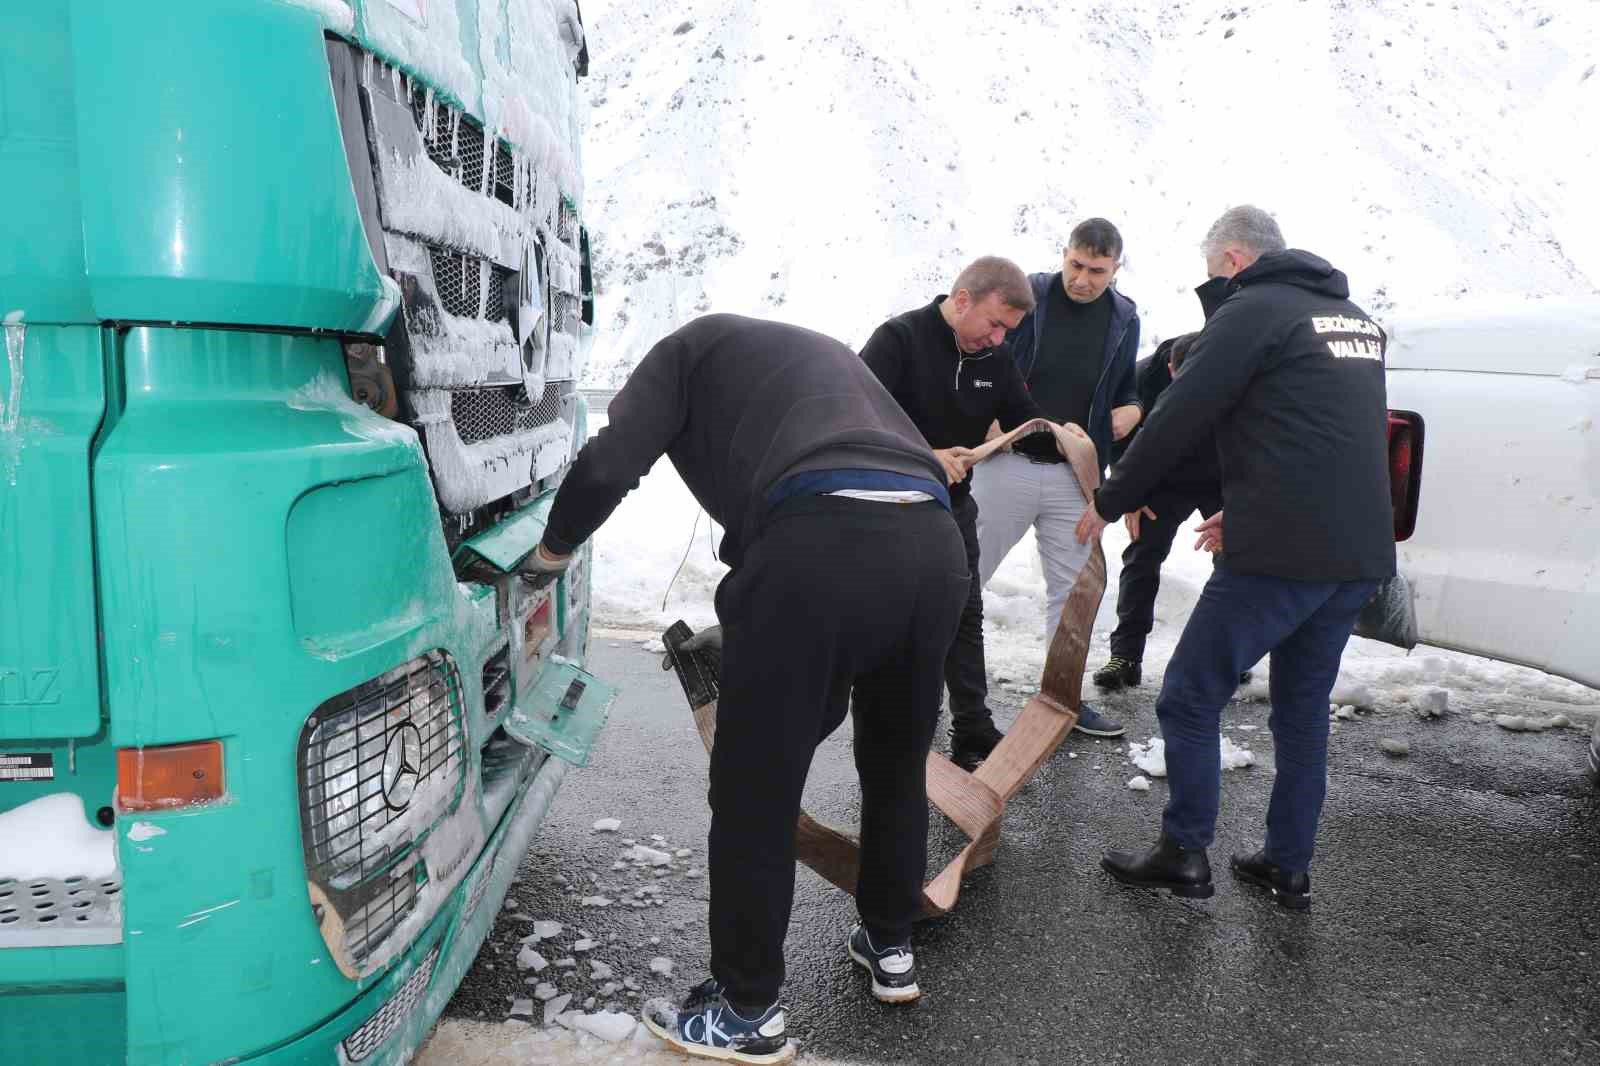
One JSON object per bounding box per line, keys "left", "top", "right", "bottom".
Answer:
{"left": 859, "top": 256, "right": 1044, "bottom": 771}
{"left": 526, "top": 315, "right": 969, "bottom": 1062}
{"left": 1077, "top": 206, "right": 1395, "bottom": 910}
{"left": 1092, "top": 276, "right": 1232, "bottom": 691}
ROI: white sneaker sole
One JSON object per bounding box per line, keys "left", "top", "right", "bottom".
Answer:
{"left": 847, "top": 941, "right": 921, "bottom": 1004}
{"left": 640, "top": 1012, "right": 795, "bottom": 1065}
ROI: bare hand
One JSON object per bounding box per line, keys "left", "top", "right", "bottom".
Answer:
{"left": 933, "top": 447, "right": 975, "bottom": 485}
{"left": 983, "top": 420, "right": 1012, "bottom": 452}
{"left": 1075, "top": 503, "right": 1109, "bottom": 545}
{"left": 1111, "top": 404, "right": 1143, "bottom": 441}
{"left": 1125, "top": 505, "right": 1157, "bottom": 541}
{"left": 1193, "top": 511, "right": 1224, "bottom": 553}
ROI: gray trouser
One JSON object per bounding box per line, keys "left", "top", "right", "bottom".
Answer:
{"left": 970, "top": 451, "right": 1093, "bottom": 643}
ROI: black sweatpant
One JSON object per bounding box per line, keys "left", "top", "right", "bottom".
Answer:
{"left": 943, "top": 493, "right": 992, "bottom": 736}
{"left": 1108, "top": 484, "right": 1223, "bottom": 663}
{"left": 708, "top": 494, "right": 968, "bottom": 1008}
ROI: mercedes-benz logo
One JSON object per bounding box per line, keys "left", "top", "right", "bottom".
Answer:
{"left": 381, "top": 723, "right": 424, "bottom": 811}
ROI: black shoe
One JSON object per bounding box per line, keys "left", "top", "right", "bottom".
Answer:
{"left": 847, "top": 925, "right": 920, "bottom": 1003}
{"left": 642, "top": 978, "right": 794, "bottom": 1064}
{"left": 1239, "top": 670, "right": 1254, "bottom": 686}
{"left": 950, "top": 719, "right": 1004, "bottom": 772}
{"left": 1073, "top": 703, "right": 1126, "bottom": 738}
{"left": 1230, "top": 850, "right": 1311, "bottom": 910}
{"left": 1101, "top": 833, "right": 1214, "bottom": 899}
{"left": 1093, "top": 655, "right": 1142, "bottom": 690}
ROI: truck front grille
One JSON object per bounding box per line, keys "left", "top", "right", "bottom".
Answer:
{"left": 428, "top": 246, "right": 513, "bottom": 323}
{"left": 450, "top": 381, "right": 567, "bottom": 445}
{"left": 340, "top": 943, "right": 440, "bottom": 1063}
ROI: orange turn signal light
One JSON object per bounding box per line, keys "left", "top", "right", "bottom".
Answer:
{"left": 116, "top": 740, "right": 226, "bottom": 812}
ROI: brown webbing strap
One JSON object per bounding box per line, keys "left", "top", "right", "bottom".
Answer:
{"left": 677, "top": 422, "right": 1107, "bottom": 917}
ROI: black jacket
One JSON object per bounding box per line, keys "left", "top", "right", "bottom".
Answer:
{"left": 1096, "top": 250, "right": 1396, "bottom": 583}
{"left": 1110, "top": 333, "right": 1220, "bottom": 493}
{"left": 543, "top": 315, "right": 946, "bottom": 567}
{"left": 860, "top": 298, "right": 1042, "bottom": 504}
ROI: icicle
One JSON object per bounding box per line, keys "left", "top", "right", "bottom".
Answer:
{"left": 478, "top": 259, "right": 491, "bottom": 319}
{"left": 390, "top": 63, "right": 402, "bottom": 102}
{"left": 361, "top": 50, "right": 374, "bottom": 89}
{"left": 481, "top": 125, "right": 493, "bottom": 197}
{"left": 450, "top": 109, "right": 461, "bottom": 160}
{"left": 423, "top": 86, "right": 436, "bottom": 142}
{"left": 3, "top": 312, "right": 27, "bottom": 486}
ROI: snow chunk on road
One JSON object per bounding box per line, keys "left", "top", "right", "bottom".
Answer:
{"left": 579, "top": 895, "right": 614, "bottom": 907}
{"left": 572, "top": 1010, "right": 638, "bottom": 1042}
{"left": 593, "top": 817, "right": 623, "bottom": 833}
{"left": 526, "top": 920, "right": 563, "bottom": 941}
{"left": 0, "top": 794, "right": 117, "bottom": 880}
{"left": 627, "top": 845, "right": 673, "bottom": 867}
{"left": 572, "top": 938, "right": 597, "bottom": 952}
{"left": 516, "top": 946, "right": 548, "bottom": 972}
{"left": 1220, "top": 737, "right": 1256, "bottom": 770}
{"left": 1128, "top": 737, "right": 1167, "bottom": 778}
{"left": 532, "top": 982, "right": 559, "bottom": 1001}
{"left": 1126, "top": 775, "right": 1153, "bottom": 792}
{"left": 589, "top": 960, "right": 613, "bottom": 980}
{"left": 649, "top": 957, "right": 675, "bottom": 977}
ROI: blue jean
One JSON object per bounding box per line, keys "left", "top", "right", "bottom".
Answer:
{"left": 1156, "top": 563, "right": 1380, "bottom": 872}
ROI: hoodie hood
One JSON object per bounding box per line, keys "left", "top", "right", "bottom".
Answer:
{"left": 1231, "top": 248, "right": 1350, "bottom": 300}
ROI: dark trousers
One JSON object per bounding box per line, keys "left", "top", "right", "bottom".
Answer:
{"left": 943, "top": 493, "right": 991, "bottom": 735}
{"left": 1157, "top": 563, "right": 1379, "bottom": 872}
{"left": 708, "top": 495, "right": 968, "bottom": 1007}
{"left": 1108, "top": 485, "right": 1222, "bottom": 663}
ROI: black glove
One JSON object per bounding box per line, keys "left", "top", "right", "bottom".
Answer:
{"left": 518, "top": 543, "right": 570, "bottom": 590}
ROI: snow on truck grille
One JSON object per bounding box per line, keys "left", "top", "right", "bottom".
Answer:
{"left": 450, "top": 380, "right": 566, "bottom": 445}
{"left": 298, "top": 652, "right": 464, "bottom": 971}
{"left": 427, "top": 246, "right": 514, "bottom": 323}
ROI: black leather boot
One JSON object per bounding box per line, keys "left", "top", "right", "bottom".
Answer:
{"left": 1102, "top": 833, "right": 1214, "bottom": 898}
{"left": 1230, "top": 850, "right": 1311, "bottom": 910}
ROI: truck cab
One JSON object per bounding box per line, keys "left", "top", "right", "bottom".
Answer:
{"left": 1, "top": 2, "right": 606, "bottom": 1063}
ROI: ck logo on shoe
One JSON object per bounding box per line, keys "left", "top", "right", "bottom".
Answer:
{"left": 685, "top": 1010, "right": 733, "bottom": 1045}
{"left": 759, "top": 1011, "right": 785, "bottom": 1038}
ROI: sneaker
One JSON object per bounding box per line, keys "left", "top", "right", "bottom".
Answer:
{"left": 1073, "top": 703, "right": 1126, "bottom": 738}
{"left": 1230, "top": 850, "right": 1311, "bottom": 911}
{"left": 847, "top": 925, "right": 920, "bottom": 1003}
{"left": 1093, "top": 655, "right": 1142, "bottom": 690}
{"left": 950, "top": 718, "right": 1004, "bottom": 772}
{"left": 642, "top": 979, "right": 794, "bottom": 1064}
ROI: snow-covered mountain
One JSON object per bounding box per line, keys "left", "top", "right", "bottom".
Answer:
{"left": 577, "top": 0, "right": 1599, "bottom": 383}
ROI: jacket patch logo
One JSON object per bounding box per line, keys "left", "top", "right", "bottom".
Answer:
{"left": 1311, "top": 314, "right": 1383, "bottom": 361}
{"left": 972, "top": 379, "right": 993, "bottom": 389}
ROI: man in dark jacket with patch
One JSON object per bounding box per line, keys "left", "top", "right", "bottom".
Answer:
{"left": 859, "top": 256, "right": 1044, "bottom": 771}
{"left": 971, "top": 218, "right": 1144, "bottom": 739}
{"left": 1077, "top": 206, "right": 1395, "bottom": 911}
{"left": 1092, "top": 276, "right": 1232, "bottom": 691}
{"left": 527, "top": 315, "right": 970, "bottom": 1061}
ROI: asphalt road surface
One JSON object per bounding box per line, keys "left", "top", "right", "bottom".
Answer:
{"left": 427, "top": 634, "right": 1600, "bottom": 1064}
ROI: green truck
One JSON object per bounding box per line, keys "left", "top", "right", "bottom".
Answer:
{"left": 0, "top": 2, "right": 609, "bottom": 1062}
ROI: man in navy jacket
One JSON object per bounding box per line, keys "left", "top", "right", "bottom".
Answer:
{"left": 971, "top": 218, "right": 1143, "bottom": 738}
{"left": 1079, "top": 206, "right": 1394, "bottom": 910}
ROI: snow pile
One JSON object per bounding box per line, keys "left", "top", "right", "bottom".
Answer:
{"left": 579, "top": 1, "right": 1599, "bottom": 384}
{"left": 1220, "top": 737, "right": 1257, "bottom": 770}
{"left": 0, "top": 794, "right": 118, "bottom": 881}
{"left": 1126, "top": 775, "right": 1153, "bottom": 792}
{"left": 288, "top": 369, "right": 421, "bottom": 450}
{"left": 593, "top": 818, "right": 623, "bottom": 832}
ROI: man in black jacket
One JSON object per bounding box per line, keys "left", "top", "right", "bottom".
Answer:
{"left": 526, "top": 315, "right": 969, "bottom": 1062}
{"left": 1092, "top": 276, "right": 1232, "bottom": 691}
{"left": 1076, "top": 206, "right": 1395, "bottom": 910}
{"left": 859, "top": 256, "right": 1044, "bottom": 771}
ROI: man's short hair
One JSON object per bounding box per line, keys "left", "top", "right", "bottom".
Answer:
{"left": 951, "top": 256, "right": 1035, "bottom": 313}
{"left": 1201, "top": 205, "right": 1287, "bottom": 259}
{"left": 1067, "top": 218, "right": 1124, "bottom": 261}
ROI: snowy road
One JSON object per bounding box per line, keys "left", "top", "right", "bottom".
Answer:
{"left": 416, "top": 632, "right": 1600, "bottom": 1065}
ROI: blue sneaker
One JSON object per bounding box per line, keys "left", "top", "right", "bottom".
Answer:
{"left": 1073, "top": 702, "right": 1126, "bottom": 738}
{"left": 642, "top": 978, "right": 794, "bottom": 1064}
{"left": 847, "top": 925, "right": 920, "bottom": 1003}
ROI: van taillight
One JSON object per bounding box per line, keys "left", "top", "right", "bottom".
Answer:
{"left": 1387, "top": 410, "right": 1425, "bottom": 542}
